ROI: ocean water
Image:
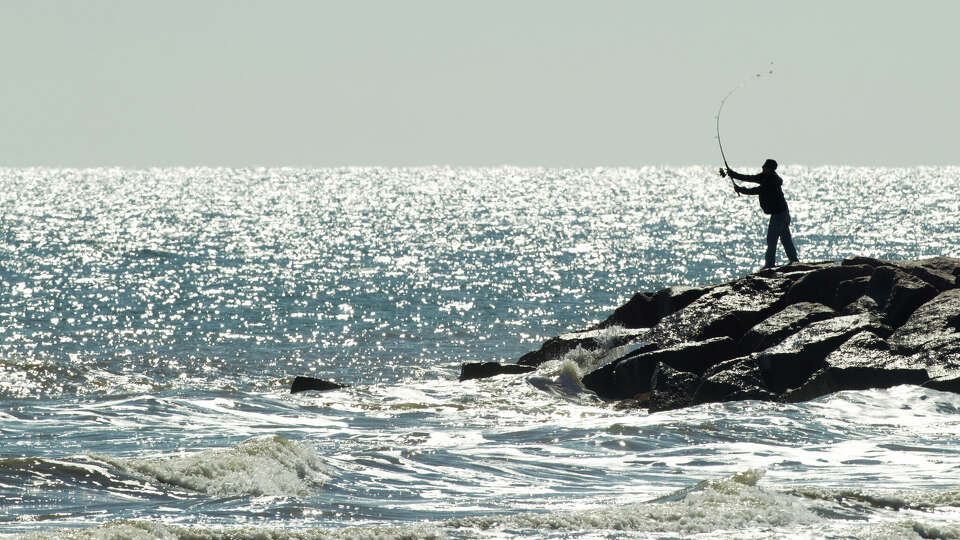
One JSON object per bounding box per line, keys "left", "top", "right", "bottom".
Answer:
{"left": 1, "top": 166, "right": 959, "bottom": 539}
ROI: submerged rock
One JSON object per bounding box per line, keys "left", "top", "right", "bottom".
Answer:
{"left": 290, "top": 376, "right": 349, "bottom": 393}
{"left": 511, "top": 256, "right": 960, "bottom": 411}
{"left": 459, "top": 362, "right": 534, "bottom": 381}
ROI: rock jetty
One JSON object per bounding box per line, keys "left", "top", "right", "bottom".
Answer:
{"left": 460, "top": 257, "right": 960, "bottom": 412}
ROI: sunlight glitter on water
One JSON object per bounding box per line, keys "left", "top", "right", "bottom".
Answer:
{"left": 2, "top": 166, "right": 960, "bottom": 537}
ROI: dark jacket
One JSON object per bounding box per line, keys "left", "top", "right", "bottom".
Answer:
{"left": 729, "top": 169, "right": 788, "bottom": 215}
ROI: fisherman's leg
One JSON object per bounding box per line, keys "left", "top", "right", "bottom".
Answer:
{"left": 765, "top": 214, "right": 782, "bottom": 268}
{"left": 779, "top": 211, "right": 799, "bottom": 262}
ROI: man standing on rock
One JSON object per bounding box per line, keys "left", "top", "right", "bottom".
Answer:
{"left": 723, "top": 159, "right": 799, "bottom": 269}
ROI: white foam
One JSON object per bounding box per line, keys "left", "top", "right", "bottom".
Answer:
{"left": 524, "top": 345, "right": 611, "bottom": 404}
{"left": 445, "top": 469, "right": 819, "bottom": 535}
{"left": 92, "top": 435, "right": 329, "bottom": 497}
{"left": 854, "top": 520, "right": 960, "bottom": 540}
{"left": 789, "top": 484, "right": 960, "bottom": 511}
{"left": 17, "top": 520, "right": 445, "bottom": 540}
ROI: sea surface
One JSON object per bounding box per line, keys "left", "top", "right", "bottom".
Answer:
{"left": 1, "top": 166, "right": 959, "bottom": 539}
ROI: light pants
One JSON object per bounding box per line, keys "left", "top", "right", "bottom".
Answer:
{"left": 766, "top": 210, "right": 798, "bottom": 268}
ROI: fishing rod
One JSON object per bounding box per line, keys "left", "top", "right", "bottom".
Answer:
{"left": 715, "top": 62, "right": 775, "bottom": 196}
{"left": 716, "top": 88, "right": 739, "bottom": 196}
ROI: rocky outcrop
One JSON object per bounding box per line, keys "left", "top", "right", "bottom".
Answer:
{"left": 461, "top": 256, "right": 960, "bottom": 412}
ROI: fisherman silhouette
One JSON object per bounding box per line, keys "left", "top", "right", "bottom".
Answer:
{"left": 722, "top": 159, "right": 799, "bottom": 268}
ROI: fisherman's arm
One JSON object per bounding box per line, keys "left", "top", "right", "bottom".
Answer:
{"left": 725, "top": 169, "right": 764, "bottom": 184}
{"left": 734, "top": 184, "right": 760, "bottom": 195}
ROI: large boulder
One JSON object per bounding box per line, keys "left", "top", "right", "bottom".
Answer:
{"left": 644, "top": 274, "right": 793, "bottom": 348}
{"left": 911, "top": 257, "right": 960, "bottom": 289}
{"left": 845, "top": 256, "right": 959, "bottom": 292}
{"left": 865, "top": 266, "right": 939, "bottom": 327}
{"left": 738, "top": 302, "right": 836, "bottom": 355}
{"left": 595, "top": 286, "right": 709, "bottom": 329}
{"left": 840, "top": 295, "right": 882, "bottom": 316}
{"left": 780, "top": 331, "right": 929, "bottom": 402}
{"left": 888, "top": 289, "right": 960, "bottom": 355}
{"left": 693, "top": 357, "right": 776, "bottom": 405}
{"left": 754, "top": 313, "right": 892, "bottom": 393}
{"left": 647, "top": 363, "right": 700, "bottom": 412}
{"left": 781, "top": 264, "right": 875, "bottom": 307}
{"left": 581, "top": 336, "right": 735, "bottom": 400}
{"left": 888, "top": 288, "right": 960, "bottom": 378}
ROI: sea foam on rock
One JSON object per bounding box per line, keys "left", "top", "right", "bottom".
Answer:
{"left": 462, "top": 257, "right": 960, "bottom": 412}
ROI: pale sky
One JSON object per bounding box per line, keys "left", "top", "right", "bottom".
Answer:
{"left": 1, "top": 1, "right": 957, "bottom": 167}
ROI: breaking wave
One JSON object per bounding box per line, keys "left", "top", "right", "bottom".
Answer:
{"left": 17, "top": 469, "right": 960, "bottom": 539}
{"left": 445, "top": 469, "right": 820, "bottom": 535}
{"left": 92, "top": 435, "right": 330, "bottom": 498}
{"left": 18, "top": 520, "right": 445, "bottom": 540}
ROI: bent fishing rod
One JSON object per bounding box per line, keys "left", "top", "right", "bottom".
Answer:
{"left": 715, "top": 62, "right": 775, "bottom": 197}
{"left": 715, "top": 87, "right": 740, "bottom": 196}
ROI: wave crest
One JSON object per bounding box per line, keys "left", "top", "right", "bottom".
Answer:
{"left": 93, "top": 435, "right": 329, "bottom": 497}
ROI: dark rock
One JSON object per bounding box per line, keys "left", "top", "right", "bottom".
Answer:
{"left": 647, "top": 363, "right": 700, "bottom": 412}
{"left": 781, "top": 264, "right": 875, "bottom": 307}
{"left": 780, "top": 332, "right": 928, "bottom": 402}
{"left": 888, "top": 289, "right": 960, "bottom": 355}
{"left": 826, "top": 329, "right": 896, "bottom": 360}
{"left": 516, "top": 256, "right": 960, "bottom": 411}
{"left": 840, "top": 295, "right": 881, "bottom": 316}
{"left": 693, "top": 357, "right": 776, "bottom": 404}
{"left": 595, "top": 286, "right": 709, "bottom": 329}
{"left": 912, "top": 257, "right": 960, "bottom": 288}
{"left": 841, "top": 256, "right": 887, "bottom": 267}
{"left": 580, "top": 353, "right": 655, "bottom": 401}
{"left": 459, "top": 362, "right": 535, "bottom": 382}
{"left": 888, "top": 289, "right": 960, "bottom": 378}
{"left": 835, "top": 277, "right": 871, "bottom": 310}
{"left": 925, "top": 374, "right": 960, "bottom": 393}
{"left": 516, "top": 336, "right": 580, "bottom": 367}
{"left": 738, "top": 302, "right": 836, "bottom": 355}
{"left": 517, "top": 327, "right": 648, "bottom": 367}
{"left": 900, "top": 259, "right": 958, "bottom": 292}
{"left": 755, "top": 313, "right": 892, "bottom": 393}
{"left": 845, "top": 256, "right": 959, "bottom": 291}
{"left": 782, "top": 365, "right": 929, "bottom": 403}
{"left": 581, "top": 337, "right": 735, "bottom": 399}
{"left": 866, "top": 266, "right": 939, "bottom": 327}
{"left": 290, "top": 376, "right": 349, "bottom": 394}
{"left": 645, "top": 275, "right": 790, "bottom": 348}
{"left": 773, "top": 261, "right": 836, "bottom": 274}
{"left": 644, "top": 336, "right": 737, "bottom": 375}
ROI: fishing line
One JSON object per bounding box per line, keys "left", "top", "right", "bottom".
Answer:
{"left": 715, "top": 61, "right": 775, "bottom": 195}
